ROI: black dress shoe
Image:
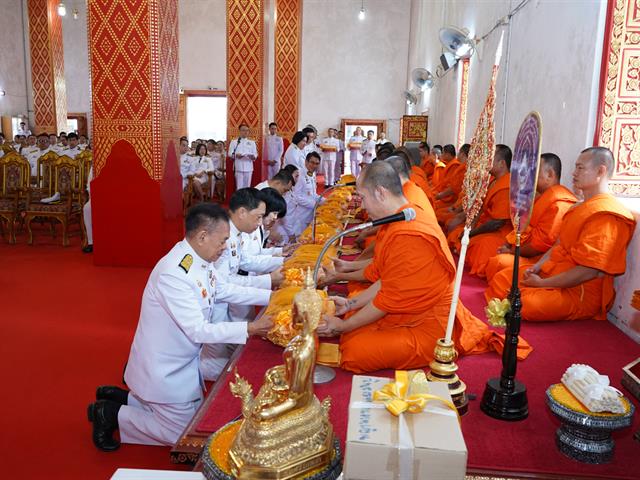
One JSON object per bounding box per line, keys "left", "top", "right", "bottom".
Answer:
{"left": 82, "top": 244, "right": 93, "bottom": 253}
{"left": 87, "top": 400, "right": 121, "bottom": 451}
{"left": 96, "top": 385, "right": 129, "bottom": 405}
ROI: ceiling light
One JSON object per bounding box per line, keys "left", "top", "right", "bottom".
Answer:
{"left": 0, "top": 90, "right": 6, "bottom": 97}
{"left": 358, "top": 0, "right": 365, "bottom": 20}
{"left": 73, "top": 8, "right": 78, "bottom": 20}
{"left": 58, "top": 2, "right": 66, "bottom": 16}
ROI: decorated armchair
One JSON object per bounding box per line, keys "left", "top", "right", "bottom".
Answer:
{"left": 24, "top": 155, "right": 84, "bottom": 246}
{"left": 0, "top": 152, "right": 30, "bottom": 243}
{"left": 35, "top": 150, "right": 60, "bottom": 188}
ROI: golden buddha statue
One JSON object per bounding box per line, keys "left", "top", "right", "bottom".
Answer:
{"left": 228, "top": 270, "right": 335, "bottom": 479}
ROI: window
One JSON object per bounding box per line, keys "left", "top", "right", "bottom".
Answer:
{"left": 187, "top": 95, "right": 227, "bottom": 142}
{"left": 66, "top": 118, "right": 78, "bottom": 133}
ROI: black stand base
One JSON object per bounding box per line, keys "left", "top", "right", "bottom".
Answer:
{"left": 480, "top": 377, "right": 528, "bottom": 421}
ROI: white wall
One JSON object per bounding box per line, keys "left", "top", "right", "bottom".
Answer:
{"left": 299, "top": 0, "right": 411, "bottom": 143}
{"left": 0, "top": 0, "right": 30, "bottom": 121}
{"left": 61, "top": 4, "right": 91, "bottom": 118}
{"left": 179, "top": 0, "right": 226, "bottom": 91}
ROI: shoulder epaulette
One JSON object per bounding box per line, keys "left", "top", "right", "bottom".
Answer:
{"left": 179, "top": 254, "right": 193, "bottom": 273}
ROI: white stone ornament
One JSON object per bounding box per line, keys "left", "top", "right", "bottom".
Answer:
{"left": 561, "top": 364, "right": 625, "bottom": 414}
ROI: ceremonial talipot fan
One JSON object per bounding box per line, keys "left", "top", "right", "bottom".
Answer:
{"left": 426, "top": 33, "right": 504, "bottom": 416}
{"left": 480, "top": 112, "right": 542, "bottom": 421}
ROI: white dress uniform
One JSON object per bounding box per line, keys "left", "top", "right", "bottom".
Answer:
{"left": 255, "top": 180, "right": 269, "bottom": 190}
{"left": 193, "top": 155, "right": 214, "bottom": 186}
{"left": 361, "top": 138, "right": 377, "bottom": 166}
{"left": 26, "top": 147, "right": 50, "bottom": 176}
{"left": 63, "top": 146, "right": 82, "bottom": 159}
{"left": 180, "top": 153, "right": 194, "bottom": 189}
{"left": 320, "top": 137, "right": 340, "bottom": 187}
{"left": 120, "top": 240, "right": 249, "bottom": 446}
{"left": 284, "top": 166, "right": 320, "bottom": 237}
{"left": 228, "top": 138, "right": 258, "bottom": 189}
{"left": 283, "top": 143, "right": 305, "bottom": 170}
{"left": 264, "top": 134, "right": 284, "bottom": 179}
{"left": 348, "top": 135, "right": 365, "bottom": 177}
{"left": 51, "top": 143, "right": 67, "bottom": 154}
{"left": 274, "top": 189, "right": 296, "bottom": 242}
{"left": 84, "top": 166, "right": 94, "bottom": 245}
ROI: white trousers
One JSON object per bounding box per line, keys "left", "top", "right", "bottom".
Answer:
{"left": 83, "top": 200, "right": 93, "bottom": 245}
{"left": 267, "top": 162, "right": 280, "bottom": 180}
{"left": 322, "top": 158, "right": 336, "bottom": 186}
{"left": 350, "top": 156, "right": 361, "bottom": 178}
{"left": 200, "top": 343, "right": 237, "bottom": 381}
{"left": 118, "top": 392, "right": 202, "bottom": 446}
{"left": 235, "top": 171, "right": 252, "bottom": 190}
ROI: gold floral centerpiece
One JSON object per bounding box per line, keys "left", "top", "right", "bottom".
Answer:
{"left": 202, "top": 270, "right": 342, "bottom": 480}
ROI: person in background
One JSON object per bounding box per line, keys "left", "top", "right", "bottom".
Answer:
{"left": 264, "top": 122, "right": 284, "bottom": 180}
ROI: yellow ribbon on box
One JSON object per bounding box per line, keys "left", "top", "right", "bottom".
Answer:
{"left": 485, "top": 297, "right": 511, "bottom": 328}
{"left": 372, "top": 370, "right": 459, "bottom": 420}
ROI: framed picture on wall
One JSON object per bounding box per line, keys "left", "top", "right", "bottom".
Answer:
{"left": 400, "top": 115, "right": 428, "bottom": 145}
{"left": 340, "top": 118, "right": 387, "bottom": 143}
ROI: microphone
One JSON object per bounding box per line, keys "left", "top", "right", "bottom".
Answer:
{"left": 312, "top": 207, "right": 416, "bottom": 283}
{"left": 368, "top": 208, "right": 416, "bottom": 228}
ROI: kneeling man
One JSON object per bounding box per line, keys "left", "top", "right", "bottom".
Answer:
{"left": 87, "top": 204, "right": 272, "bottom": 450}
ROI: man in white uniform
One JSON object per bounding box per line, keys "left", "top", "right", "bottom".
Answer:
{"left": 348, "top": 127, "right": 365, "bottom": 177}
{"left": 361, "top": 130, "right": 377, "bottom": 166}
{"left": 255, "top": 169, "right": 294, "bottom": 194}
{"left": 301, "top": 126, "right": 319, "bottom": 159}
{"left": 285, "top": 151, "right": 322, "bottom": 237}
{"left": 26, "top": 134, "right": 51, "bottom": 177}
{"left": 63, "top": 133, "right": 82, "bottom": 159}
{"left": 376, "top": 132, "right": 390, "bottom": 145}
{"left": 320, "top": 128, "right": 340, "bottom": 187}
{"left": 179, "top": 138, "right": 193, "bottom": 190}
{"left": 87, "top": 204, "right": 273, "bottom": 450}
{"left": 264, "top": 122, "right": 284, "bottom": 180}
{"left": 283, "top": 131, "right": 307, "bottom": 170}
{"left": 227, "top": 124, "right": 258, "bottom": 190}
{"left": 16, "top": 121, "right": 31, "bottom": 137}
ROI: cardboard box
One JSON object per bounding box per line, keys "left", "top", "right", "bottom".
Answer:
{"left": 343, "top": 375, "right": 467, "bottom": 480}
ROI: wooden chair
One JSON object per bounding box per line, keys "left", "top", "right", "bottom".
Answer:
{"left": 0, "top": 152, "right": 30, "bottom": 243}
{"left": 183, "top": 171, "right": 216, "bottom": 213}
{"left": 76, "top": 149, "right": 92, "bottom": 192}
{"left": 0, "top": 144, "right": 15, "bottom": 155}
{"left": 35, "top": 151, "right": 59, "bottom": 189}
{"left": 24, "top": 155, "right": 83, "bottom": 246}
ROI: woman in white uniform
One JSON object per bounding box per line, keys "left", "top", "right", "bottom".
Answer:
{"left": 192, "top": 143, "right": 214, "bottom": 200}
{"left": 283, "top": 131, "right": 307, "bottom": 170}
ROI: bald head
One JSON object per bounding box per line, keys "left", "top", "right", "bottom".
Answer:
{"left": 358, "top": 160, "right": 404, "bottom": 196}
{"left": 581, "top": 147, "right": 615, "bottom": 179}
{"left": 541, "top": 153, "right": 562, "bottom": 181}
{"left": 385, "top": 155, "right": 411, "bottom": 181}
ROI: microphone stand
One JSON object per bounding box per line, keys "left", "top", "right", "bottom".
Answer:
{"left": 312, "top": 223, "right": 370, "bottom": 285}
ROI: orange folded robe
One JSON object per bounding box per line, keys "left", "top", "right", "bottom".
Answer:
{"left": 485, "top": 184, "right": 577, "bottom": 279}
{"left": 431, "top": 160, "right": 446, "bottom": 187}
{"left": 421, "top": 156, "right": 435, "bottom": 181}
{"left": 485, "top": 194, "right": 636, "bottom": 322}
{"left": 465, "top": 173, "right": 512, "bottom": 277}
{"left": 339, "top": 202, "right": 532, "bottom": 373}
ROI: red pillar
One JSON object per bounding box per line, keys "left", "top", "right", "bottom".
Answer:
{"left": 87, "top": 0, "right": 182, "bottom": 267}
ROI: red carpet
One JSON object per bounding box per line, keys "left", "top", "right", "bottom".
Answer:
{"left": 0, "top": 231, "right": 190, "bottom": 479}
{"left": 195, "top": 271, "right": 640, "bottom": 479}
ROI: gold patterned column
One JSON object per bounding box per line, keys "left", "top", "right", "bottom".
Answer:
{"left": 457, "top": 58, "right": 470, "bottom": 150}
{"left": 595, "top": 0, "right": 640, "bottom": 197}
{"left": 87, "top": 0, "right": 181, "bottom": 267}
{"left": 27, "top": 0, "right": 67, "bottom": 134}
{"left": 275, "top": 0, "right": 301, "bottom": 140}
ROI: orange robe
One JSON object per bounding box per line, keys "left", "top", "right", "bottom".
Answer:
{"left": 347, "top": 180, "right": 434, "bottom": 297}
{"left": 339, "top": 202, "right": 532, "bottom": 373}
{"left": 464, "top": 173, "right": 513, "bottom": 277}
{"left": 485, "top": 194, "right": 636, "bottom": 322}
{"left": 410, "top": 166, "right": 435, "bottom": 205}
{"left": 485, "top": 184, "right": 577, "bottom": 279}
{"left": 434, "top": 161, "right": 466, "bottom": 212}
{"left": 421, "top": 156, "right": 435, "bottom": 181}
{"left": 431, "top": 160, "right": 446, "bottom": 187}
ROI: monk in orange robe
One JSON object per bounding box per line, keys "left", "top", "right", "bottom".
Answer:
{"left": 432, "top": 144, "right": 461, "bottom": 196}
{"left": 317, "top": 161, "right": 532, "bottom": 373}
{"left": 485, "top": 153, "right": 577, "bottom": 279}
{"left": 446, "top": 145, "right": 512, "bottom": 257}
{"left": 485, "top": 147, "right": 636, "bottom": 322}
{"left": 435, "top": 144, "right": 470, "bottom": 220}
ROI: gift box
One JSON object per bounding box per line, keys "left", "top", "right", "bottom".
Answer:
{"left": 344, "top": 375, "right": 467, "bottom": 480}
